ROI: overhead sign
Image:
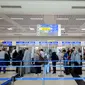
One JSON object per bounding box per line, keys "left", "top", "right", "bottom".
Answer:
{"left": 72, "top": 41, "right": 81, "bottom": 46}
{"left": 38, "top": 24, "right": 61, "bottom": 36}
{"left": 2, "top": 41, "right": 12, "bottom": 46}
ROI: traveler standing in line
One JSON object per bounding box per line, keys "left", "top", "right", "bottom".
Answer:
{"left": 51, "top": 52, "right": 59, "bottom": 74}
{"left": 0, "top": 48, "right": 6, "bottom": 73}
{"left": 12, "top": 47, "right": 18, "bottom": 66}
{"left": 23, "top": 48, "right": 31, "bottom": 74}
{"left": 5, "top": 49, "right": 11, "bottom": 66}
{"left": 71, "top": 47, "right": 81, "bottom": 75}
{"left": 34, "top": 50, "right": 42, "bottom": 74}
{"left": 63, "top": 49, "right": 69, "bottom": 75}
{"left": 16, "top": 50, "right": 24, "bottom": 75}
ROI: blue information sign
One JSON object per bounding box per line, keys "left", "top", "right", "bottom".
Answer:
{"left": 72, "top": 41, "right": 81, "bottom": 45}
{"left": 2, "top": 41, "right": 12, "bottom": 46}
{"left": 16, "top": 41, "right": 35, "bottom": 45}
{"left": 39, "top": 24, "right": 59, "bottom": 36}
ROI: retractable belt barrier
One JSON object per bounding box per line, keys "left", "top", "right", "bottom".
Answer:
{"left": 0, "top": 60, "right": 84, "bottom": 62}
{"left": 0, "top": 60, "right": 85, "bottom": 85}
{"left": 0, "top": 60, "right": 84, "bottom": 67}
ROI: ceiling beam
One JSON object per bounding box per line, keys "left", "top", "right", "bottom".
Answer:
{"left": 0, "top": 14, "right": 24, "bottom": 29}
{"left": 80, "top": 22, "right": 85, "bottom": 28}
{"left": 0, "top": 0, "right": 85, "bottom": 1}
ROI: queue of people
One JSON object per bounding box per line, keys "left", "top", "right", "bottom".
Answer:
{"left": 0, "top": 48, "right": 11, "bottom": 73}
{"left": 63, "top": 47, "right": 82, "bottom": 75}
{"left": 0, "top": 47, "right": 83, "bottom": 76}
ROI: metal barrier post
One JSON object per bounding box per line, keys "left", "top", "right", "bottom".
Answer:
{"left": 20, "top": 61, "right": 22, "bottom": 77}
{"left": 58, "top": 60, "right": 64, "bottom": 77}
{"left": 11, "top": 77, "right": 14, "bottom": 85}
{"left": 42, "top": 65, "right": 46, "bottom": 85}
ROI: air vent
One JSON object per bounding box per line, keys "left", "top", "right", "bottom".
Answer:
{"left": 1, "top": 5, "right": 21, "bottom": 8}
{"left": 72, "top": 6, "right": 85, "bottom": 9}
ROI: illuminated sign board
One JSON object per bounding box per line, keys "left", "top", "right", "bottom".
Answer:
{"left": 2, "top": 41, "right": 12, "bottom": 46}
{"left": 38, "top": 24, "right": 61, "bottom": 36}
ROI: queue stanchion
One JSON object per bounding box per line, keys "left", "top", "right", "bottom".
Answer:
{"left": 11, "top": 76, "right": 14, "bottom": 85}
{"left": 20, "top": 61, "right": 22, "bottom": 77}
{"left": 58, "top": 60, "right": 64, "bottom": 77}
{"left": 42, "top": 62, "right": 46, "bottom": 85}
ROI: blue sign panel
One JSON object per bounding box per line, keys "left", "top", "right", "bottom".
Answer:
{"left": 16, "top": 41, "right": 35, "bottom": 45}
{"left": 2, "top": 41, "right": 12, "bottom": 46}
{"left": 72, "top": 42, "right": 81, "bottom": 45}
{"left": 39, "top": 41, "right": 48, "bottom": 45}
{"left": 16, "top": 41, "right": 24, "bottom": 45}
{"left": 62, "top": 42, "right": 71, "bottom": 45}
{"left": 39, "top": 24, "right": 59, "bottom": 36}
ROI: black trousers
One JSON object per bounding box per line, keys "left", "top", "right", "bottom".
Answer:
{"left": 52, "top": 62, "right": 56, "bottom": 73}
{"left": 35, "top": 62, "right": 41, "bottom": 74}
{"left": 74, "top": 62, "right": 82, "bottom": 75}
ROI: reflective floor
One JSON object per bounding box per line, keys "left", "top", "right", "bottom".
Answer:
{"left": 14, "top": 72, "right": 77, "bottom": 85}
{"left": 0, "top": 72, "right": 16, "bottom": 84}
{"left": 0, "top": 63, "right": 85, "bottom": 85}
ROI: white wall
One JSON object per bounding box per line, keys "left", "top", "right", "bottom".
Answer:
{"left": 0, "top": 36, "right": 85, "bottom": 41}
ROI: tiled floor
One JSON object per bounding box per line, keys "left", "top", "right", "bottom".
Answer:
{"left": 14, "top": 72, "right": 77, "bottom": 85}
{"left": 0, "top": 63, "right": 85, "bottom": 85}
{"left": 0, "top": 72, "right": 16, "bottom": 84}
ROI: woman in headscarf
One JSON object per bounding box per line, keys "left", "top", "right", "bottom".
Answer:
{"left": 23, "top": 48, "right": 31, "bottom": 74}
{"left": 71, "top": 48, "right": 81, "bottom": 75}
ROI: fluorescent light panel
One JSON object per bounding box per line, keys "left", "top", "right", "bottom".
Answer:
{"left": 56, "top": 18, "right": 69, "bottom": 20}
{"left": 29, "top": 28, "right": 35, "bottom": 30}
{"left": 7, "top": 28, "right": 12, "bottom": 30}
{"left": 76, "top": 18, "right": 85, "bottom": 20}
{"left": 81, "top": 28, "right": 85, "bottom": 30}
{"left": 30, "top": 18, "right": 43, "bottom": 20}
{"left": 11, "top": 18, "right": 23, "bottom": 20}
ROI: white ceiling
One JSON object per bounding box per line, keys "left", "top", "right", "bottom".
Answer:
{"left": 0, "top": 1, "right": 85, "bottom": 15}
{"left": 0, "top": 0, "right": 85, "bottom": 36}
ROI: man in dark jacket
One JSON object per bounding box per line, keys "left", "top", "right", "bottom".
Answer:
{"left": 51, "top": 52, "right": 59, "bottom": 74}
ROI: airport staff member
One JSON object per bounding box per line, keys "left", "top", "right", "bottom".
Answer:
{"left": 0, "top": 48, "right": 6, "bottom": 73}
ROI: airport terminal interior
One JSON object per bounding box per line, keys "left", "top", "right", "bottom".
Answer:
{"left": 0, "top": 0, "right": 85, "bottom": 85}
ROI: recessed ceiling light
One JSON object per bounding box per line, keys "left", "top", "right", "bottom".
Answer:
{"left": 29, "top": 28, "right": 35, "bottom": 30}
{"left": 11, "top": 18, "right": 23, "bottom": 20}
{"left": 30, "top": 18, "right": 43, "bottom": 20}
{"left": 81, "top": 28, "right": 85, "bottom": 30}
{"left": 76, "top": 18, "right": 85, "bottom": 20}
{"left": 56, "top": 18, "right": 69, "bottom": 20}
{"left": 7, "top": 28, "right": 12, "bottom": 30}
{"left": 61, "top": 28, "right": 65, "bottom": 30}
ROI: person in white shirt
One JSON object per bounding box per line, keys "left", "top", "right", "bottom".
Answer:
{"left": 23, "top": 48, "right": 31, "bottom": 74}
{"left": 0, "top": 48, "right": 6, "bottom": 73}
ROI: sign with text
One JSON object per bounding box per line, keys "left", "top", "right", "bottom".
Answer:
{"left": 38, "top": 24, "right": 61, "bottom": 36}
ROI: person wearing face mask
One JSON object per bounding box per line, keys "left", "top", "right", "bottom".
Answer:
{"left": 71, "top": 47, "right": 81, "bottom": 75}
